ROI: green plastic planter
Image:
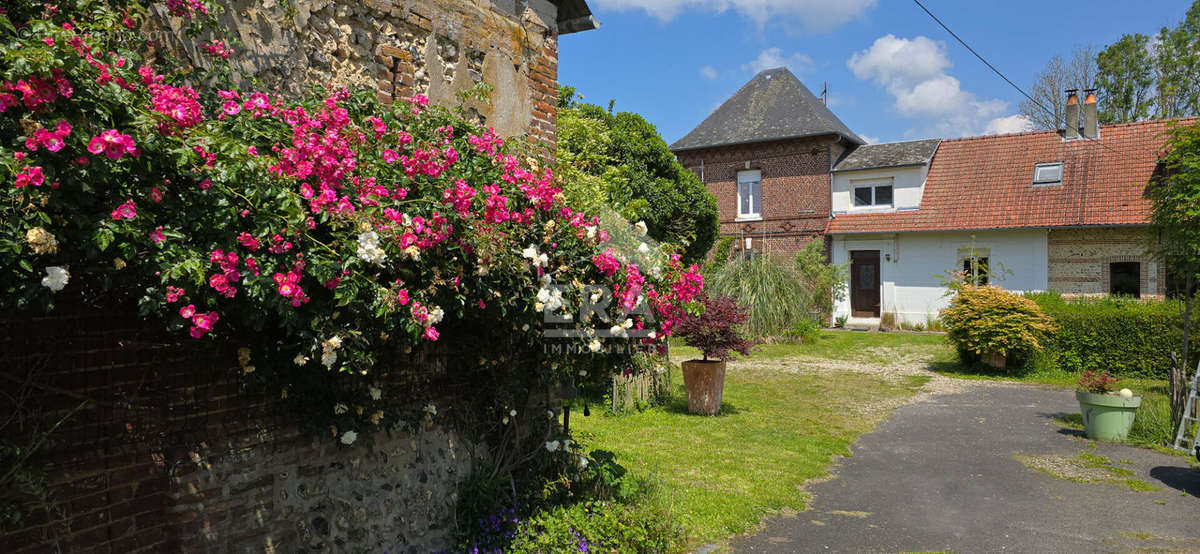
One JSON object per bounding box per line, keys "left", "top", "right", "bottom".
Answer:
{"left": 1075, "top": 391, "right": 1141, "bottom": 441}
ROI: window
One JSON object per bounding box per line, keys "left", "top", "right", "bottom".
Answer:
{"left": 852, "top": 180, "right": 894, "bottom": 207}
{"left": 1110, "top": 262, "right": 1140, "bottom": 297}
{"left": 1033, "top": 162, "right": 1063, "bottom": 186}
{"left": 737, "top": 170, "right": 762, "bottom": 219}
{"left": 963, "top": 256, "right": 990, "bottom": 286}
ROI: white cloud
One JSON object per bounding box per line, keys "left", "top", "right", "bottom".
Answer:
{"left": 591, "top": 0, "right": 876, "bottom": 32}
{"left": 847, "top": 34, "right": 1023, "bottom": 137}
{"left": 860, "top": 135, "right": 881, "bottom": 145}
{"left": 983, "top": 114, "right": 1034, "bottom": 135}
{"left": 699, "top": 65, "right": 718, "bottom": 80}
{"left": 744, "top": 48, "right": 813, "bottom": 74}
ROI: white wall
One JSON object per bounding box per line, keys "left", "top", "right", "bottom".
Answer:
{"left": 831, "top": 165, "right": 928, "bottom": 214}
{"left": 832, "top": 230, "right": 1050, "bottom": 325}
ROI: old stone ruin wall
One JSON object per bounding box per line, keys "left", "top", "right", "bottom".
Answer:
{"left": 150, "top": 0, "right": 560, "bottom": 148}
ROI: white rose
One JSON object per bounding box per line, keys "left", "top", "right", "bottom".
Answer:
{"left": 369, "top": 386, "right": 382, "bottom": 400}
{"left": 340, "top": 430, "right": 357, "bottom": 445}
{"left": 588, "top": 339, "right": 601, "bottom": 352}
{"left": 41, "top": 266, "right": 69, "bottom": 292}
{"left": 334, "top": 403, "right": 348, "bottom": 414}
{"left": 545, "top": 440, "right": 559, "bottom": 451}
{"left": 634, "top": 221, "right": 648, "bottom": 236}
{"left": 638, "top": 242, "right": 650, "bottom": 253}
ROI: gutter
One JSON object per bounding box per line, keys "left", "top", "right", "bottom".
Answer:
{"left": 825, "top": 222, "right": 1151, "bottom": 236}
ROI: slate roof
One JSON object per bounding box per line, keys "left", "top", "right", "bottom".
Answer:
{"left": 833, "top": 139, "right": 941, "bottom": 172}
{"left": 826, "top": 118, "right": 1190, "bottom": 234}
{"left": 670, "top": 68, "right": 864, "bottom": 152}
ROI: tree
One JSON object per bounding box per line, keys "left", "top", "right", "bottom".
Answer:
{"left": 1096, "top": 33, "right": 1155, "bottom": 123}
{"left": 556, "top": 87, "right": 719, "bottom": 264}
{"left": 1149, "top": 121, "right": 1200, "bottom": 428}
{"left": 1155, "top": 2, "right": 1200, "bottom": 120}
{"left": 1019, "top": 46, "right": 1098, "bottom": 130}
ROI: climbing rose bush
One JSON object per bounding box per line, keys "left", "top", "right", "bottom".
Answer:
{"left": 0, "top": 0, "right": 703, "bottom": 439}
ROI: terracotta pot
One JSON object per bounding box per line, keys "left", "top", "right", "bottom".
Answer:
{"left": 681, "top": 359, "right": 726, "bottom": 415}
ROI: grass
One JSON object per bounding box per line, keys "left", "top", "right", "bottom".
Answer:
{"left": 576, "top": 332, "right": 944, "bottom": 548}
{"left": 671, "top": 329, "right": 949, "bottom": 364}
{"left": 1015, "top": 449, "right": 1162, "bottom": 492}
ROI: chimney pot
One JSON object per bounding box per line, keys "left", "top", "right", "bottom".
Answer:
{"left": 1065, "top": 89, "right": 1079, "bottom": 140}
{"left": 1082, "top": 89, "right": 1098, "bottom": 139}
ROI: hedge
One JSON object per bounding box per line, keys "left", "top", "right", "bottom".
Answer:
{"left": 1027, "top": 292, "right": 1200, "bottom": 378}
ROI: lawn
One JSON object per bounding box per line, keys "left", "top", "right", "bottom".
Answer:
{"left": 573, "top": 330, "right": 944, "bottom": 549}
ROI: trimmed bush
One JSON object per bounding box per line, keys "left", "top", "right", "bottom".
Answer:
{"left": 1026, "top": 292, "right": 1199, "bottom": 378}
{"left": 940, "top": 285, "right": 1057, "bottom": 372}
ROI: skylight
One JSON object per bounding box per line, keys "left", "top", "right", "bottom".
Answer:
{"left": 1033, "top": 162, "right": 1063, "bottom": 186}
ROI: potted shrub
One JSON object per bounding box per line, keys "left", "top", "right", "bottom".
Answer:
{"left": 1075, "top": 370, "right": 1141, "bottom": 441}
{"left": 674, "top": 293, "right": 757, "bottom": 415}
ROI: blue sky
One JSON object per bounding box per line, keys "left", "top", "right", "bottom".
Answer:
{"left": 559, "top": 0, "right": 1193, "bottom": 145}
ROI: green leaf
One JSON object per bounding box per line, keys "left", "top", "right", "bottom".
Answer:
{"left": 94, "top": 227, "right": 114, "bottom": 251}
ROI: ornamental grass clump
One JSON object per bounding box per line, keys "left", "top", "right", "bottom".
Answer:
{"left": 674, "top": 293, "right": 758, "bottom": 361}
{"left": 939, "top": 285, "right": 1058, "bottom": 371}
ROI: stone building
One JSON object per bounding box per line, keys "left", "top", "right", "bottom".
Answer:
{"left": 1, "top": 1, "right": 596, "bottom": 553}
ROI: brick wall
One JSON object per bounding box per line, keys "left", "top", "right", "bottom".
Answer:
{"left": 152, "top": 0, "right": 560, "bottom": 149}
{"left": 0, "top": 300, "right": 471, "bottom": 553}
{"left": 1048, "top": 226, "right": 1166, "bottom": 298}
{"left": 675, "top": 136, "right": 842, "bottom": 258}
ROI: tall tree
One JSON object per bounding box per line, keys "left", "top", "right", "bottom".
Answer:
{"left": 1096, "top": 33, "right": 1155, "bottom": 123}
{"left": 1149, "top": 121, "right": 1200, "bottom": 429}
{"left": 1020, "top": 46, "right": 1098, "bottom": 130}
{"left": 556, "top": 87, "right": 719, "bottom": 264}
{"left": 1155, "top": 2, "right": 1200, "bottom": 119}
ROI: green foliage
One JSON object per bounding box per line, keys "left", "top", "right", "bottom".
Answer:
{"left": 785, "top": 318, "right": 820, "bottom": 344}
{"left": 1128, "top": 394, "right": 1177, "bottom": 448}
{"left": 1096, "top": 33, "right": 1155, "bottom": 124}
{"left": 556, "top": 87, "right": 718, "bottom": 264}
{"left": 793, "top": 240, "right": 847, "bottom": 318}
{"left": 1094, "top": 0, "right": 1200, "bottom": 122}
{"left": 704, "top": 245, "right": 845, "bottom": 340}
{"left": 939, "top": 286, "right": 1057, "bottom": 372}
{"left": 706, "top": 236, "right": 734, "bottom": 272}
{"left": 1026, "top": 292, "right": 1200, "bottom": 378}
{"left": 507, "top": 499, "right": 683, "bottom": 554}
{"left": 706, "top": 255, "right": 808, "bottom": 339}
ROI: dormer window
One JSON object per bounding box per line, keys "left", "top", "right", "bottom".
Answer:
{"left": 1033, "top": 162, "right": 1063, "bottom": 186}
{"left": 852, "top": 178, "right": 894, "bottom": 207}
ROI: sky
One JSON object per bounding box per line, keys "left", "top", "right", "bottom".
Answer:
{"left": 558, "top": 0, "right": 1194, "bottom": 145}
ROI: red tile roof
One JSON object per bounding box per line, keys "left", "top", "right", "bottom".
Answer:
{"left": 826, "top": 118, "right": 1194, "bottom": 234}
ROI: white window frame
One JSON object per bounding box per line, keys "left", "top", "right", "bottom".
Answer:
{"left": 849, "top": 177, "right": 895, "bottom": 210}
{"left": 1033, "top": 162, "right": 1063, "bottom": 186}
{"left": 736, "top": 170, "right": 762, "bottom": 220}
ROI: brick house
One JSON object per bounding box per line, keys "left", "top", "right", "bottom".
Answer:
{"left": 674, "top": 73, "right": 1187, "bottom": 324}
{"left": 670, "top": 68, "right": 865, "bottom": 256}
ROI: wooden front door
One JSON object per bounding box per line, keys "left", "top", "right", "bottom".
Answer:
{"left": 850, "top": 250, "right": 881, "bottom": 318}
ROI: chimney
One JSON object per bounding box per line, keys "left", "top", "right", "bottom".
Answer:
{"left": 1082, "top": 89, "right": 1098, "bottom": 139}
{"left": 1064, "top": 89, "right": 1079, "bottom": 140}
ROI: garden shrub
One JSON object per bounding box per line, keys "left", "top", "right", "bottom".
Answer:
{"left": 1027, "top": 292, "right": 1199, "bottom": 378}
{"left": 506, "top": 499, "right": 683, "bottom": 554}
{"left": 939, "top": 285, "right": 1057, "bottom": 372}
